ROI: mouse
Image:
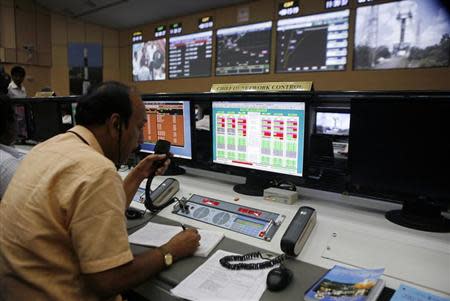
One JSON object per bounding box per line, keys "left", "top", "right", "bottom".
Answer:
{"left": 266, "top": 266, "right": 293, "bottom": 292}
{"left": 125, "top": 207, "right": 144, "bottom": 220}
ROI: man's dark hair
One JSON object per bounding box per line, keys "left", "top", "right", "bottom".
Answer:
{"left": 75, "top": 81, "right": 133, "bottom": 128}
{"left": 0, "top": 95, "right": 16, "bottom": 145}
{"left": 11, "top": 66, "right": 25, "bottom": 77}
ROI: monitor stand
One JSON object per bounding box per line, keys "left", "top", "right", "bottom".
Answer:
{"left": 385, "top": 198, "right": 450, "bottom": 233}
{"left": 163, "top": 160, "right": 185, "bottom": 176}
{"left": 233, "top": 174, "right": 271, "bottom": 197}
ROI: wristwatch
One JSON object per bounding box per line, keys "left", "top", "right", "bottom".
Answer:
{"left": 157, "top": 246, "right": 173, "bottom": 267}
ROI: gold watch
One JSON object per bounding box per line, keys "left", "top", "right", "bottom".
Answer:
{"left": 157, "top": 247, "right": 173, "bottom": 267}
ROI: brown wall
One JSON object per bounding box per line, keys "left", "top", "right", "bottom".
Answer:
{"left": 119, "top": 0, "right": 450, "bottom": 93}
{"left": 0, "top": 0, "right": 119, "bottom": 96}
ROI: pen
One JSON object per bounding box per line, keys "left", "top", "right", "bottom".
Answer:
{"left": 181, "top": 223, "right": 186, "bottom": 231}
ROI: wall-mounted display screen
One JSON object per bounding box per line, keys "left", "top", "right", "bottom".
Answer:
{"left": 212, "top": 101, "right": 306, "bottom": 177}
{"left": 169, "top": 31, "right": 213, "bottom": 79}
{"left": 216, "top": 21, "right": 272, "bottom": 76}
{"left": 276, "top": 10, "right": 349, "bottom": 72}
{"left": 132, "top": 39, "right": 166, "bottom": 81}
{"left": 315, "top": 111, "right": 350, "bottom": 136}
{"left": 354, "top": 0, "right": 450, "bottom": 70}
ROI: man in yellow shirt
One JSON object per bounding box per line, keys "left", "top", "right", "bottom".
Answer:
{"left": 0, "top": 81, "right": 200, "bottom": 301}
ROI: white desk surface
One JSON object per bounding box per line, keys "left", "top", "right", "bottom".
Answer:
{"left": 121, "top": 167, "right": 450, "bottom": 297}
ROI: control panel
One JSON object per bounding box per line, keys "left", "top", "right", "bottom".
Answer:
{"left": 173, "top": 194, "right": 285, "bottom": 241}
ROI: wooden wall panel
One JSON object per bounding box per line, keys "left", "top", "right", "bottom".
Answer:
{"left": 119, "top": 46, "right": 131, "bottom": 85}
{"left": 51, "top": 13, "right": 67, "bottom": 46}
{"left": 67, "top": 19, "right": 85, "bottom": 43}
{"left": 36, "top": 11, "right": 51, "bottom": 66}
{"left": 103, "top": 28, "right": 119, "bottom": 47}
{"left": 15, "top": 7, "right": 36, "bottom": 64}
{"left": 86, "top": 23, "right": 103, "bottom": 43}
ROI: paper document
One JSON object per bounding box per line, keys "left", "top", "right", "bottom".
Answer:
{"left": 171, "top": 249, "right": 270, "bottom": 301}
{"left": 128, "top": 222, "right": 224, "bottom": 257}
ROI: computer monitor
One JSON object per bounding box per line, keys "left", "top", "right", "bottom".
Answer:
{"left": 315, "top": 111, "right": 350, "bottom": 136}
{"left": 140, "top": 100, "right": 193, "bottom": 162}
{"left": 169, "top": 31, "right": 212, "bottom": 78}
{"left": 349, "top": 98, "right": 450, "bottom": 232}
{"left": 29, "top": 101, "right": 62, "bottom": 142}
{"left": 132, "top": 39, "right": 166, "bottom": 81}
{"left": 216, "top": 21, "right": 272, "bottom": 76}
{"left": 276, "top": 9, "right": 349, "bottom": 72}
{"left": 354, "top": 0, "right": 450, "bottom": 70}
{"left": 13, "top": 104, "right": 28, "bottom": 142}
{"left": 212, "top": 101, "right": 306, "bottom": 196}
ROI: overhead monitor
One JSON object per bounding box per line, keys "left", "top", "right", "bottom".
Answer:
{"left": 212, "top": 101, "right": 306, "bottom": 195}
{"left": 169, "top": 31, "right": 212, "bottom": 78}
{"left": 132, "top": 39, "right": 166, "bottom": 81}
{"left": 354, "top": 0, "right": 450, "bottom": 70}
{"left": 216, "top": 21, "right": 272, "bottom": 76}
{"left": 315, "top": 111, "right": 350, "bottom": 136}
{"left": 349, "top": 98, "right": 450, "bottom": 232}
{"left": 140, "top": 100, "right": 192, "bottom": 160}
{"left": 276, "top": 10, "right": 349, "bottom": 72}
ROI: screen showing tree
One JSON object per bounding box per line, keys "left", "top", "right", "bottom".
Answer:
{"left": 354, "top": 0, "right": 450, "bottom": 70}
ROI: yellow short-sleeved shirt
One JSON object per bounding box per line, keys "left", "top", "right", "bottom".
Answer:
{"left": 0, "top": 126, "right": 133, "bottom": 301}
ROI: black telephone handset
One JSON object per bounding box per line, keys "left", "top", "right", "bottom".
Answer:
{"left": 144, "top": 140, "right": 175, "bottom": 212}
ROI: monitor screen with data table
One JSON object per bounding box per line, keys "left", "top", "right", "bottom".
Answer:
{"left": 276, "top": 10, "right": 349, "bottom": 72}
{"left": 140, "top": 100, "right": 192, "bottom": 159}
{"left": 212, "top": 101, "right": 306, "bottom": 177}
{"left": 169, "top": 31, "right": 212, "bottom": 78}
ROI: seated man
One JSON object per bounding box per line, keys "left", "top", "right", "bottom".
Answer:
{"left": 0, "top": 95, "right": 23, "bottom": 199}
{"left": 0, "top": 81, "right": 200, "bottom": 301}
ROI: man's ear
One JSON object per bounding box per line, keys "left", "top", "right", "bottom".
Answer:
{"left": 109, "top": 113, "right": 122, "bottom": 135}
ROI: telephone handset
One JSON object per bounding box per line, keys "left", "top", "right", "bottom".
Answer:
{"left": 144, "top": 140, "right": 178, "bottom": 212}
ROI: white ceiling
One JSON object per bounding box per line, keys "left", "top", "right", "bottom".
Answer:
{"left": 36, "top": 0, "right": 250, "bottom": 29}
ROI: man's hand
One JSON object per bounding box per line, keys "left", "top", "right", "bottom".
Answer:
{"left": 162, "top": 228, "right": 201, "bottom": 261}
{"left": 123, "top": 154, "right": 171, "bottom": 207}
{"left": 133, "top": 153, "right": 171, "bottom": 181}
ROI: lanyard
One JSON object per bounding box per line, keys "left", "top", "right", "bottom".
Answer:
{"left": 67, "top": 131, "right": 89, "bottom": 146}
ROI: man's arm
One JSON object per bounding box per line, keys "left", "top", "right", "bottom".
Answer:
{"left": 83, "top": 228, "right": 200, "bottom": 299}
{"left": 122, "top": 154, "right": 170, "bottom": 207}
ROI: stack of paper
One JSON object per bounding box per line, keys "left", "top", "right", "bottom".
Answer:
{"left": 128, "top": 222, "right": 224, "bottom": 257}
{"left": 171, "top": 250, "right": 270, "bottom": 301}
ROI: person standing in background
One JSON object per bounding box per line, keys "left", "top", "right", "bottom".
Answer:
{"left": 7, "top": 65, "right": 27, "bottom": 98}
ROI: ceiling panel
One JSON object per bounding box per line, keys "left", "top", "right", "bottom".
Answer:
{"left": 36, "top": 0, "right": 250, "bottom": 29}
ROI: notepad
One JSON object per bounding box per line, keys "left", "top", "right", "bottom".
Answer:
{"left": 171, "top": 250, "right": 270, "bottom": 301}
{"left": 128, "top": 222, "right": 224, "bottom": 257}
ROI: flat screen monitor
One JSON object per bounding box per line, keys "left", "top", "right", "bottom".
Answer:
{"left": 216, "top": 21, "right": 272, "bottom": 75}
{"left": 212, "top": 101, "right": 306, "bottom": 196}
{"left": 276, "top": 10, "right": 349, "bottom": 72}
{"left": 169, "top": 31, "right": 212, "bottom": 78}
{"left": 132, "top": 39, "right": 166, "bottom": 81}
{"left": 315, "top": 111, "right": 350, "bottom": 136}
{"left": 29, "top": 101, "right": 61, "bottom": 142}
{"left": 354, "top": 0, "right": 450, "bottom": 70}
{"left": 140, "top": 100, "right": 192, "bottom": 160}
{"left": 349, "top": 98, "right": 450, "bottom": 232}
